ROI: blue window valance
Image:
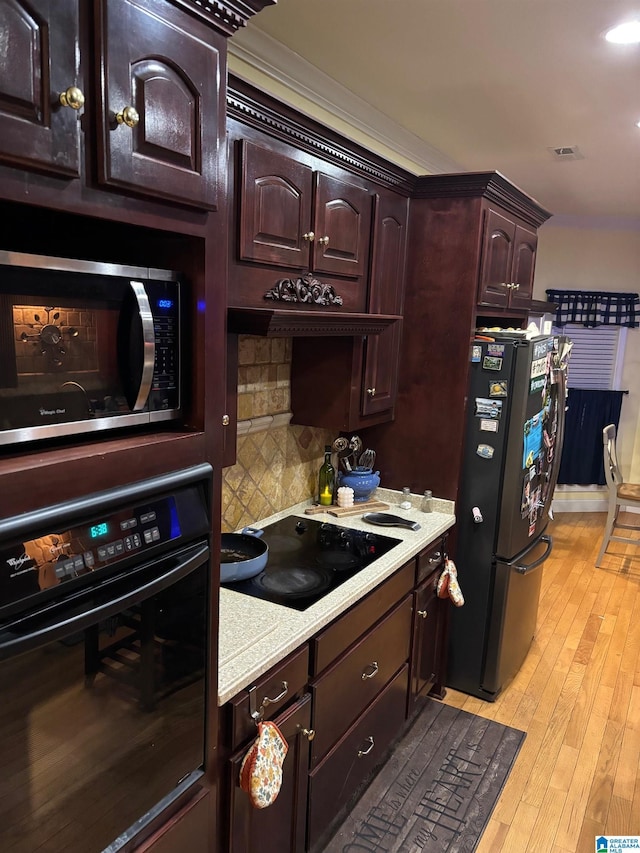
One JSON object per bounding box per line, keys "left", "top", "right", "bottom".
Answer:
{"left": 546, "top": 289, "right": 639, "bottom": 328}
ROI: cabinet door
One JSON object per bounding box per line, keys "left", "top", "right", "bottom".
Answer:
{"left": 478, "top": 207, "right": 514, "bottom": 307}
{"left": 226, "top": 695, "right": 312, "bottom": 853}
{"left": 410, "top": 576, "right": 442, "bottom": 702}
{"left": 135, "top": 789, "right": 212, "bottom": 853}
{"left": 312, "top": 173, "right": 371, "bottom": 278}
{"left": 238, "top": 140, "right": 314, "bottom": 268}
{"left": 509, "top": 224, "right": 538, "bottom": 309}
{"left": 361, "top": 191, "right": 407, "bottom": 417}
{"left": 96, "top": 0, "right": 223, "bottom": 208}
{"left": 0, "top": 0, "right": 81, "bottom": 176}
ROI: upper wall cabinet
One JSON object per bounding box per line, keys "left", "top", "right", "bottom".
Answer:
{"left": 0, "top": 0, "right": 225, "bottom": 210}
{"left": 478, "top": 208, "right": 538, "bottom": 310}
{"left": 0, "top": 0, "right": 82, "bottom": 177}
{"left": 239, "top": 140, "right": 371, "bottom": 278}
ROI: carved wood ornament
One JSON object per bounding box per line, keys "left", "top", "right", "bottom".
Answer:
{"left": 264, "top": 273, "right": 344, "bottom": 306}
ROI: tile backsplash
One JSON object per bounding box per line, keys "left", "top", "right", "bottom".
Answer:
{"left": 222, "top": 336, "right": 333, "bottom": 532}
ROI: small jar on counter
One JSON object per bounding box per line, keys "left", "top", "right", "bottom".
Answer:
{"left": 400, "top": 487, "right": 412, "bottom": 510}
{"left": 421, "top": 490, "right": 433, "bottom": 513}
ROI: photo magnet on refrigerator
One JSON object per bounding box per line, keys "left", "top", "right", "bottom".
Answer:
{"left": 476, "top": 444, "right": 495, "bottom": 459}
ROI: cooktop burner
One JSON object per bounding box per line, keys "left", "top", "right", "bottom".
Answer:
{"left": 223, "top": 516, "right": 402, "bottom": 611}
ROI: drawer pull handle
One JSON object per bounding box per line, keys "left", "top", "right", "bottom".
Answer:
{"left": 248, "top": 680, "right": 288, "bottom": 722}
{"left": 357, "top": 736, "right": 375, "bottom": 758}
{"left": 263, "top": 681, "right": 288, "bottom": 706}
{"left": 418, "top": 609, "right": 428, "bottom": 619}
{"left": 299, "top": 727, "right": 316, "bottom": 741}
{"left": 428, "top": 551, "right": 442, "bottom": 564}
{"left": 361, "top": 661, "right": 379, "bottom": 680}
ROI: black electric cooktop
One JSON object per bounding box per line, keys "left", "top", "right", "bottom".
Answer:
{"left": 223, "top": 516, "right": 402, "bottom": 611}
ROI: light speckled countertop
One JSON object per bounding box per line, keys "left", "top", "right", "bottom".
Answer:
{"left": 218, "top": 488, "right": 455, "bottom": 705}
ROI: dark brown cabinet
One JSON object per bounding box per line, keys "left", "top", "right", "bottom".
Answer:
{"left": 290, "top": 189, "right": 407, "bottom": 431}
{"left": 237, "top": 139, "right": 371, "bottom": 278}
{"left": 0, "top": 0, "right": 224, "bottom": 209}
{"left": 226, "top": 695, "right": 312, "bottom": 853}
{"left": 478, "top": 208, "right": 538, "bottom": 310}
{"left": 96, "top": 0, "right": 224, "bottom": 208}
{"left": 410, "top": 540, "right": 447, "bottom": 705}
{"left": 135, "top": 789, "right": 213, "bottom": 853}
{"left": 0, "top": 0, "right": 81, "bottom": 177}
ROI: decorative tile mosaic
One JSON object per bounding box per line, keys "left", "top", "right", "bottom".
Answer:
{"left": 222, "top": 336, "right": 334, "bottom": 532}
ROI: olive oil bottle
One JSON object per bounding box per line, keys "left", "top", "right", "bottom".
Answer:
{"left": 318, "top": 446, "right": 335, "bottom": 506}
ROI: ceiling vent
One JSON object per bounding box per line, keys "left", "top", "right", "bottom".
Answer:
{"left": 548, "top": 145, "right": 584, "bottom": 161}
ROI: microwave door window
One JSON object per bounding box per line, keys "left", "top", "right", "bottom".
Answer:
{"left": 1, "top": 271, "right": 137, "bottom": 433}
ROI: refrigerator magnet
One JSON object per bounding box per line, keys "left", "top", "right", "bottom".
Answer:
{"left": 480, "top": 418, "right": 499, "bottom": 432}
{"left": 471, "top": 345, "right": 482, "bottom": 362}
{"left": 476, "top": 444, "right": 495, "bottom": 459}
{"left": 489, "top": 380, "right": 508, "bottom": 397}
{"left": 475, "top": 397, "right": 502, "bottom": 419}
{"left": 482, "top": 355, "right": 503, "bottom": 371}
{"left": 487, "top": 343, "right": 505, "bottom": 357}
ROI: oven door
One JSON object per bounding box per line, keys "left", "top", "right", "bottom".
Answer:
{"left": 0, "top": 252, "right": 180, "bottom": 446}
{"left": 0, "top": 539, "right": 209, "bottom": 853}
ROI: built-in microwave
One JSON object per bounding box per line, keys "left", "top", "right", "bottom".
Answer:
{"left": 0, "top": 251, "right": 181, "bottom": 446}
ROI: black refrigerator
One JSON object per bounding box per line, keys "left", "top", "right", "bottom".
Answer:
{"left": 446, "top": 332, "right": 569, "bottom": 701}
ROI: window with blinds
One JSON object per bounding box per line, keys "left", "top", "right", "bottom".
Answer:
{"left": 553, "top": 324, "right": 627, "bottom": 390}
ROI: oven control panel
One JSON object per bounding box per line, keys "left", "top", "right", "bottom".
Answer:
{"left": 1, "top": 494, "right": 189, "bottom": 612}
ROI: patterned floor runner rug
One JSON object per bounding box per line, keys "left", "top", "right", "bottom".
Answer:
{"left": 322, "top": 699, "right": 525, "bottom": 853}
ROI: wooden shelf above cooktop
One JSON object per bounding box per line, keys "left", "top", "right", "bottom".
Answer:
{"left": 227, "top": 308, "right": 401, "bottom": 337}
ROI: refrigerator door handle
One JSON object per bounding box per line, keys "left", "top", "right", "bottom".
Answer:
{"left": 508, "top": 534, "right": 553, "bottom": 575}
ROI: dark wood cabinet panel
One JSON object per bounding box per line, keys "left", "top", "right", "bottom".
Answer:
{"left": 312, "top": 172, "right": 371, "bottom": 278}
{"left": 225, "top": 694, "right": 312, "bottom": 853}
{"left": 238, "top": 140, "right": 313, "bottom": 267}
{"left": 231, "top": 135, "right": 371, "bottom": 286}
{"left": 307, "top": 664, "right": 409, "bottom": 852}
{"left": 410, "top": 575, "right": 442, "bottom": 702}
{"left": 135, "top": 788, "right": 212, "bottom": 853}
{"left": 478, "top": 208, "right": 538, "bottom": 310}
{"left": 310, "top": 595, "right": 412, "bottom": 765}
{"left": 0, "top": 0, "right": 81, "bottom": 177}
{"left": 96, "top": 0, "right": 223, "bottom": 209}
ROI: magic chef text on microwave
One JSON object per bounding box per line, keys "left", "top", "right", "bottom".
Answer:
{"left": 0, "top": 251, "right": 181, "bottom": 446}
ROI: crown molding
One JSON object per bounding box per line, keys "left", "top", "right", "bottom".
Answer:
{"left": 228, "top": 26, "right": 462, "bottom": 176}
{"left": 171, "top": 0, "right": 275, "bottom": 36}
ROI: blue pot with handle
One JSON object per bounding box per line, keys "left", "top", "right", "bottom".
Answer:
{"left": 338, "top": 467, "right": 381, "bottom": 502}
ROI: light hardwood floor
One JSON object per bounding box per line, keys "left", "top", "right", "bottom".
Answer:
{"left": 443, "top": 511, "right": 640, "bottom": 851}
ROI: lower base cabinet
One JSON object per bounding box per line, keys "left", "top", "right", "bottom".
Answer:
{"left": 226, "top": 695, "right": 312, "bottom": 853}
{"left": 307, "top": 664, "right": 409, "bottom": 852}
{"left": 220, "top": 543, "right": 451, "bottom": 853}
{"left": 135, "top": 789, "right": 212, "bottom": 853}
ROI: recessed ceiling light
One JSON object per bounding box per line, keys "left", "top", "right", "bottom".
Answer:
{"left": 604, "top": 20, "right": 640, "bottom": 43}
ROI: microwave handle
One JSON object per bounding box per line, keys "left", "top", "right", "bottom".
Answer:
{"left": 130, "top": 280, "right": 156, "bottom": 411}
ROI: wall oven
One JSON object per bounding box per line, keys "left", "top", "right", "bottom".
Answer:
{"left": 0, "top": 464, "right": 212, "bottom": 853}
{"left": 0, "top": 250, "right": 181, "bottom": 446}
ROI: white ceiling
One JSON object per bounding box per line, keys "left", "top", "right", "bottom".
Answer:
{"left": 229, "top": 0, "right": 640, "bottom": 226}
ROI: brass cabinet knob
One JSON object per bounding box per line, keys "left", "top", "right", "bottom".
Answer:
{"left": 59, "top": 86, "right": 85, "bottom": 111}
{"left": 418, "top": 609, "right": 428, "bottom": 619}
{"left": 512, "top": 282, "right": 520, "bottom": 290}
{"left": 367, "top": 388, "right": 376, "bottom": 397}
{"left": 222, "top": 414, "right": 230, "bottom": 426}
{"left": 116, "top": 105, "right": 140, "bottom": 128}
{"left": 303, "top": 231, "right": 315, "bottom": 242}
{"left": 300, "top": 727, "right": 315, "bottom": 741}
{"left": 318, "top": 235, "right": 330, "bottom": 246}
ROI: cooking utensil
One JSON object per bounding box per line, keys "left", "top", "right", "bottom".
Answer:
{"left": 337, "top": 445, "right": 353, "bottom": 472}
{"left": 221, "top": 527, "right": 268, "bottom": 582}
{"left": 362, "top": 512, "right": 421, "bottom": 531}
{"left": 358, "top": 449, "right": 376, "bottom": 469}
{"left": 349, "top": 435, "right": 362, "bottom": 458}
{"left": 332, "top": 436, "right": 349, "bottom": 453}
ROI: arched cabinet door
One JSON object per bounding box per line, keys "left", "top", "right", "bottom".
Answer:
{"left": 96, "top": 0, "right": 223, "bottom": 209}
{"left": 0, "top": 0, "right": 81, "bottom": 177}
{"left": 509, "top": 224, "right": 538, "bottom": 309}
{"left": 478, "top": 207, "right": 514, "bottom": 307}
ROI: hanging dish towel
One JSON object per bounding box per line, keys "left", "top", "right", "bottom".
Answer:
{"left": 436, "top": 558, "right": 465, "bottom": 607}
{"left": 239, "top": 720, "right": 289, "bottom": 808}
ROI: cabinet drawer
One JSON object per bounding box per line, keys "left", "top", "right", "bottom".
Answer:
{"left": 416, "top": 537, "right": 446, "bottom": 586}
{"left": 307, "top": 664, "right": 409, "bottom": 852}
{"left": 311, "top": 562, "right": 414, "bottom": 676}
{"left": 310, "top": 595, "right": 412, "bottom": 764}
{"left": 225, "top": 646, "right": 309, "bottom": 750}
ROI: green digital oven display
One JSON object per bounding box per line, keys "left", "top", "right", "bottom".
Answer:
{"left": 89, "top": 522, "right": 109, "bottom": 539}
